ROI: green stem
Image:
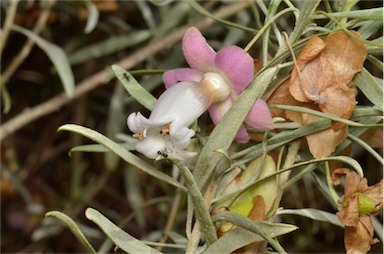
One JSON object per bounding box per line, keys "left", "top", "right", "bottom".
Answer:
{"left": 173, "top": 159, "right": 217, "bottom": 245}
{"left": 347, "top": 133, "right": 383, "bottom": 165}
{"left": 288, "top": 0, "right": 321, "bottom": 45}
{"left": 187, "top": 0, "right": 256, "bottom": 33}
{"left": 244, "top": 7, "right": 297, "bottom": 52}
{"left": 325, "top": 162, "right": 340, "bottom": 208}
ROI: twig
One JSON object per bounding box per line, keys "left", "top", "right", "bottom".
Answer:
{"left": 0, "top": 1, "right": 250, "bottom": 142}
{"left": 0, "top": 0, "right": 20, "bottom": 54}
{"left": 156, "top": 178, "right": 183, "bottom": 251}
{"left": 1, "top": 0, "right": 56, "bottom": 86}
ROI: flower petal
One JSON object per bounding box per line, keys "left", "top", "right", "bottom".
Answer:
{"left": 135, "top": 132, "right": 168, "bottom": 159}
{"left": 234, "top": 125, "right": 251, "bottom": 143}
{"left": 150, "top": 82, "right": 211, "bottom": 130}
{"left": 134, "top": 132, "right": 197, "bottom": 160}
{"left": 162, "top": 68, "right": 203, "bottom": 89}
{"left": 127, "top": 112, "right": 167, "bottom": 134}
{"left": 214, "top": 46, "right": 254, "bottom": 94}
{"left": 245, "top": 99, "right": 274, "bottom": 131}
{"left": 208, "top": 99, "right": 250, "bottom": 143}
{"left": 182, "top": 26, "right": 216, "bottom": 71}
{"left": 170, "top": 126, "right": 195, "bottom": 149}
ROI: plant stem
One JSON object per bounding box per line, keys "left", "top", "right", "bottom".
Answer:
{"left": 325, "top": 162, "right": 340, "bottom": 208}
{"left": 0, "top": 0, "right": 20, "bottom": 55}
{"left": 173, "top": 160, "right": 217, "bottom": 246}
{"left": 1, "top": 0, "right": 56, "bottom": 87}
{"left": 157, "top": 182, "right": 183, "bottom": 251}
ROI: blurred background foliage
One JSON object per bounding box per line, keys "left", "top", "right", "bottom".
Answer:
{"left": 1, "top": 0, "right": 382, "bottom": 253}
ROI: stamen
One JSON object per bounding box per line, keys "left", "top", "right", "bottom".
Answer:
{"left": 160, "top": 123, "right": 171, "bottom": 136}
{"left": 133, "top": 133, "right": 144, "bottom": 139}
{"left": 133, "top": 129, "right": 147, "bottom": 139}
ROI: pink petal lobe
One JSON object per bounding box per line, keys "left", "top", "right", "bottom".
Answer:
{"left": 208, "top": 99, "right": 250, "bottom": 143}
{"left": 163, "top": 68, "right": 203, "bottom": 89}
{"left": 208, "top": 98, "right": 233, "bottom": 125}
{"left": 182, "top": 27, "right": 216, "bottom": 71}
{"left": 245, "top": 99, "right": 275, "bottom": 131}
{"left": 234, "top": 125, "right": 250, "bottom": 143}
{"left": 214, "top": 46, "right": 254, "bottom": 94}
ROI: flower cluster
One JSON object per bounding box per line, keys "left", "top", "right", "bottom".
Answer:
{"left": 128, "top": 27, "right": 274, "bottom": 160}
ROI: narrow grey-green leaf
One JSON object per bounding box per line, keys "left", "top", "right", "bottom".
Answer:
{"left": 11, "top": 25, "right": 75, "bottom": 97}
{"left": 280, "top": 156, "right": 364, "bottom": 178}
{"left": 46, "top": 211, "right": 96, "bottom": 253}
{"left": 69, "top": 142, "right": 136, "bottom": 154}
{"left": 85, "top": 208, "right": 161, "bottom": 254}
{"left": 194, "top": 67, "right": 278, "bottom": 189}
{"left": 69, "top": 31, "right": 151, "bottom": 64}
{"left": 270, "top": 104, "right": 382, "bottom": 127}
{"left": 354, "top": 68, "right": 383, "bottom": 109}
{"left": 58, "top": 124, "right": 186, "bottom": 191}
{"left": 321, "top": 8, "right": 383, "bottom": 21}
{"left": 83, "top": 0, "right": 99, "bottom": 33}
{"left": 204, "top": 224, "right": 295, "bottom": 254}
{"left": 112, "top": 65, "right": 157, "bottom": 111}
{"left": 277, "top": 208, "right": 344, "bottom": 227}
{"left": 212, "top": 211, "right": 297, "bottom": 253}
{"left": 357, "top": 20, "right": 383, "bottom": 40}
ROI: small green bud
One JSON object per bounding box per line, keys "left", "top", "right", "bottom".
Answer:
{"left": 358, "top": 193, "right": 376, "bottom": 215}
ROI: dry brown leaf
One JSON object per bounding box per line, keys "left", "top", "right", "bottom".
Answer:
{"left": 318, "top": 82, "right": 357, "bottom": 131}
{"left": 360, "top": 127, "right": 383, "bottom": 148}
{"left": 305, "top": 124, "right": 348, "bottom": 158}
{"left": 289, "top": 31, "right": 365, "bottom": 118}
{"left": 323, "top": 31, "right": 368, "bottom": 85}
{"left": 289, "top": 53, "right": 334, "bottom": 103}
{"left": 267, "top": 30, "right": 367, "bottom": 158}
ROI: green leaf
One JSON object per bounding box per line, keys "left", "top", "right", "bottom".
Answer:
{"left": 58, "top": 124, "right": 187, "bottom": 191}
{"left": 212, "top": 211, "right": 297, "bottom": 253}
{"left": 276, "top": 208, "right": 344, "bottom": 227}
{"left": 194, "top": 67, "right": 278, "bottom": 189}
{"left": 69, "top": 31, "right": 151, "bottom": 64}
{"left": 11, "top": 25, "right": 75, "bottom": 97}
{"left": 1, "top": 84, "right": 11, "bottom": 113}
{"left": 279, "top": 156, "right": 364, "bottom": 178}
{"left": 112, "top": 65, "right": 157, "bottom": 111}
{"left": 357, "top": 20, "right": 383, "bottom": 40}
{"left": 353, "top": 68, "right": 383, "bottom": 109}
{"left": 45, "top": 211, "right": 96, "bottom": 253}
{"left": 82, "top": 0, "right": 99, "bottom": 33}
{"left": 187, "top": 0, "right": 257, "bottom": 33}
{"left": 69, "top": 142, "right": 136, "bottom": 154}
{"left": 270, "top": 104, "right": 383, "bottom": 127}
{"left": 347, "top": 133, "right": 383, "bottom": 165}
{"left": 320, "top": 7, "right": 383, "bottom": 21}
{"left": 288, "top": 0, "right": 321, "bottom": 44}
{"left": 85, "top": 208, "right": 162, "bottom": 254}
{"left": 204, "top": 224, "right": 294, "bottom": 254}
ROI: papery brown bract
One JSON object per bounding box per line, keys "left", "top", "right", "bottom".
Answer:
{"left": 344, "top": 215, "right": 379, "bottom": 254}
{"left": 332, "top": 168, "right": 383, "bottom": 253}
{"left": 267, "top": 31, "right": 367, "bottom": 158}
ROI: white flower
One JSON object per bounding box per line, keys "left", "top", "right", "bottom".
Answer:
{"left": 127, "top": 72, "right": 231, "bottom": 160}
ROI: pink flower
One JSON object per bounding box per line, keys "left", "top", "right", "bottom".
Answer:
{"left": 163, "top": 27, "right": 274, "bottom": 142}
